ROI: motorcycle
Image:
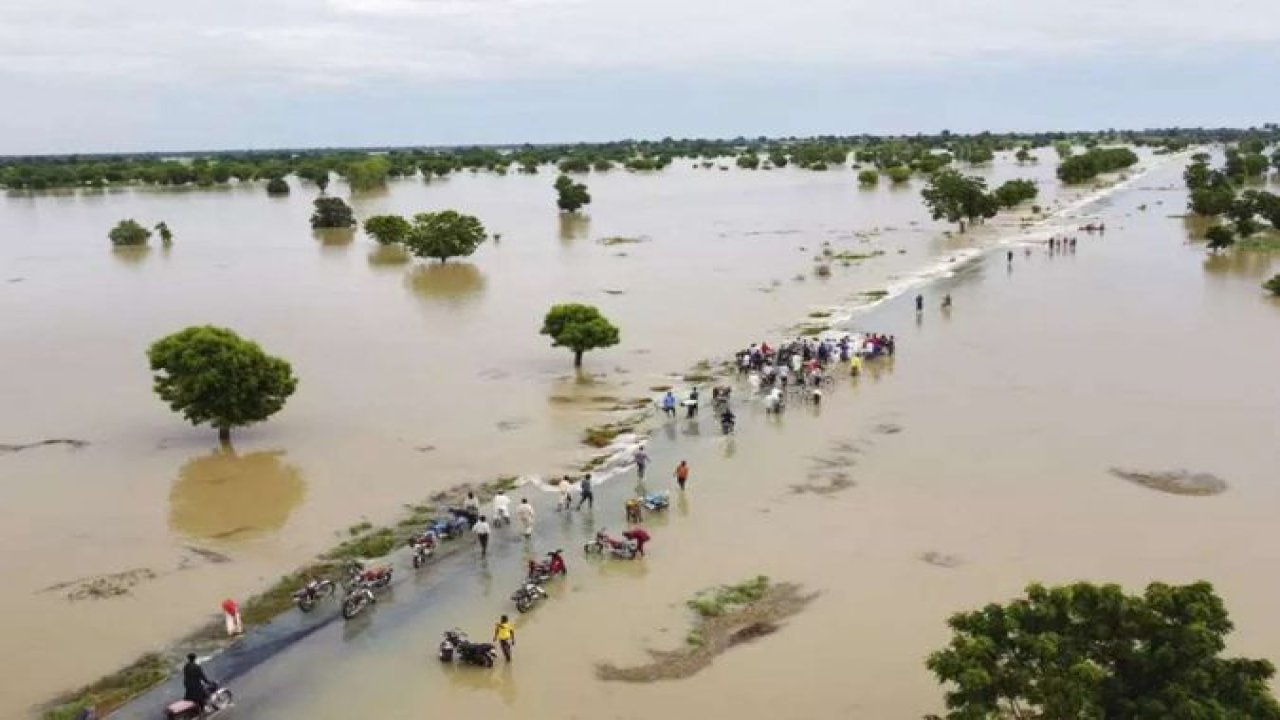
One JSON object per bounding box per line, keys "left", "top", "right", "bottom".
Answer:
{"left": 640, "top": 492, "right": 670, "bottom": 512}
{"left": 584, "top": 529, "right": 639, "bottom": 559}
{"left": 164, "top": 685, "right": 233, "bottom": 719}
{"left": 526, "top": 549, "right": 567, "bottom": 582}
{"left": 511, "top": 578, "right": 547, "bottom": 613}
{"left": 409, "top": 530, "right": 437, "bottom": 569}
{"left": 429, "top": 514, "right": 469, "bottom": 541}
{"left": 291, "top": 577, "right": 336, "bottom": 612}
{"left": 341, "top": 563, "right": 393, "bottom": 620}
{"left": 439, "top": 629, "right": 497, "bottom": 667}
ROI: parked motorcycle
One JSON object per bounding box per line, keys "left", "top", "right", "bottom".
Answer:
{"left": 291, "top": 577, "right": 336, "bottom": 612}
{"left": 341, "top": 563, "right": 393, "bottom": 620}
{"left": 164, "top": 685, "right": 233, "bottom": 719}
{"left": 409, "top": 530, "right": 437, "bottom": 569}
{"left": 584, "top": 529, "right": 640, "bottom": 559}
{"left": 439, "top": 629, "right": 496, "bottom": 667}
{"left": 526, "top": 549, "right": 567, "bottom": 582}
{"left": 511, "top": 578, "right": 547, "bottom": 613}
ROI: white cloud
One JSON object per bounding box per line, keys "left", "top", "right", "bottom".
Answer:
{"left": 1, "top": 0, "right": 1277, "bottom": 89}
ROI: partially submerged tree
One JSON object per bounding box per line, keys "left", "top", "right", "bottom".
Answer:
{"left": 265, "top": 177, "right": 290, "bottom": 195}
{"left": 154, "top": 221, "right": 174, "bottom": 248}
{"left": 109, "top": 219, "right": 152, "bottom": 247}
{"left": 147, "top": 326, "right": 298, "bottom": 444}
{"left": 362, "top": 214, "right": 412, "bottom": 246}
{"left": 540, "top": 303, "right": 620, "bottom": 367}
{"left": 927, "top": 581, "right": 1280, "bottom": 720}
{"left": 886, "top": 165, "right": 912, "bottom": 184}
{"left": 857, "top": 168, "right": 880, "bottom": 186}
{"left": 1264, "top": 274, "right": 1280, "bottom": 296}
{"left": 920, "top": 170, "right": 994, "bottom": 232}
{"left": 992, "top": 178, "right": 1038, "bottom": 208}
{"left": 1205, "top": 224, "right": 1236, "bottom": 252}
{"left": 403, "top": 210, "right": 487, "bottom": 262}
{"left": 310, "top": 197, "right": 356, "bottom": 229}
{"left": 554, "top": 175, "right": 592, "bottom": 212}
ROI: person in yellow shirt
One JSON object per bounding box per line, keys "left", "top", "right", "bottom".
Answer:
{"left": 849, "top": 354, "right": 862, "bottom": 378}
{"left": 493, "top": 614, "right": 516, "bottom": 662}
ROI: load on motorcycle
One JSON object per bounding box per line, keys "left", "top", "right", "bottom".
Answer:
{"left": 409, "top": 529, "right": 438, "bottom": 569}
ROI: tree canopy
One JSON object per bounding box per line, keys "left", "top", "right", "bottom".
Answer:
{"left": 310, "top": 197, "right": 356, "bottom": 229}
{"left": 403, "top": 210, "right": 487, "bottom": 262}
{"left": 554, "top": 175, "right": 592, "bottom": 212}
{"left": 363, "top": 214, "right": 412, "bottom": 246}
{"left": 540, "top": 303, "right": 620, "bottom": 367}
{"left": 147, "top": 326, "right": 298, "bottom": 443}
{"left": 109, "top": 219, "right": 152, "bottom": 247}
{"left": 920, "top": 170, "right": 996, "bottom": 232}
{"left": 992, "top": 179, "right": 1039, "bottom": 208}
{"left": 1057, "top": 146, "right": 1139, "bottom": 183}
{"left": 1264, "top": 274, "right": 1280, "bottom": 296}
{"left": 154, "top": 221, "right": 173, "bottom": 247}
{"left": 1205, "top": 224, "right": 1236, "bottom": 252}
{"left": 886, "top": 165, "right": 912, "bottom": 184}
{"left": 926, "top": 581, "right": 1280, "bottom": 720}
{"left": 857, "top": 168, "right": 880, "bottom": 186}
{"left": 265, "top": 177, "right": 290, "bottom": 195}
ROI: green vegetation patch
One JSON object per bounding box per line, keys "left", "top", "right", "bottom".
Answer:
{"left": 687, "top": 575, "right": 772, "bottom": 618}
{"left": 43, "top": 653, "right": 170, "bottom": 720}
{"left": 324, "top": 527, "right": 398, "bottom": 561}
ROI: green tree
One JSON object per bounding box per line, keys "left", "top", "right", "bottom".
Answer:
{"left": 927, "top": 581, "right": 1280, "bottom": 720}
{"left": 1057, "top": 147, "right": 1139, "bottom": 183}
{"left": 1014, "top": 147, "right": 1032, "bottom": 164}
{"left": 554, "top": 175, "right": 592, "bottom": 212}
{"left": 310, "top": 197, "right": 356, "bottom": 229}
{"left": 362, "top": 215, "right": 412, "bottom": 246}
{"left": 857, "top": 168, "right": 880, "bottom": 186}
{"left": 992, "top": 178, "right": 1039, "bottom": 208}
{"left": 154, "top": 221, "right": 174, "bottom": 248}
{"left": 403, "top": 210, "right": 487, "bottom": 262}
{"left": 265, "top": 177, "right": 290, "bottom": 195}
{"left": 1205, "top": 224, "right": 1235, "bottom": 252}
{"left": 736, "top": 153, "right": 761, "bottom": 170}
{"left": 1264, "top": 274, "right": 1280, "bottom": 296}
{"left": 343, "top": 157, "right": 390, "bottom": 192}
{"left": 886, "top": 165, "right": 912, "bottom": 184}
{"left": 147, "top": 326, "right": 298, "bottom": 444}
{"left": 768, "top": 151, "right": 789, "bottom": 168}
{"left": 540, "top": 303, "right": 620, "bottom": 368}
{"left": 921, "top": 170, "right": 993, "bottom": 232}
{"left": 108, "top": 219, "right": 152, "bottom": 247}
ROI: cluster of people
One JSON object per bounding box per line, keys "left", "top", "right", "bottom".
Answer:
{"left": 1047, "top": 235, "right": 1078, "bottom": 252}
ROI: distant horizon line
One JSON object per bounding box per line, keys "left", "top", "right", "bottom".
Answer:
{"left": 3, "top": 123, "right": 1275, "bottom": 161}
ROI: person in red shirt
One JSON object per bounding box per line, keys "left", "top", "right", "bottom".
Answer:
{"left": 221, "top": 598, "right": 242, "bottom": 636}
{"left": 622, "top": 528, "right": 650, "bottom": 557}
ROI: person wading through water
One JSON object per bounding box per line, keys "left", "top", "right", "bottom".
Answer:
{"left": 494, "top": 614, "right": 516, "bottom": 662}
{"left": 675, "top": 460, "right": 690, "bottom": 490}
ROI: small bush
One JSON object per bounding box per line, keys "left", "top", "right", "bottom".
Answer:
{"left": 1265, "top": 274, "right": 1280, "bottom": 296}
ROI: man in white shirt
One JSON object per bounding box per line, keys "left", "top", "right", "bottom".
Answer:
{"left": 492, "top": 491, "right": 511, "bottom": 526}
{"left": 516, "top": 499, "right": 535, "bottom": 538}
{"left": 473, "top": 515, "right": 491, "bottom": 557}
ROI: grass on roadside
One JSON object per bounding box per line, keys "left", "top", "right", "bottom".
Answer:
{"left": 43, "top": 653, "right": 169, "bottom": 720}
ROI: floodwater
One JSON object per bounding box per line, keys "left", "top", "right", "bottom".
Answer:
{"left": 4, "top": 148, "right": 1272, "bottom": 717}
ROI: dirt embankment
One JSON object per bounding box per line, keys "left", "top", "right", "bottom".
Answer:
{"left": 596, "top": 576, "right": 817, "bottom": 683}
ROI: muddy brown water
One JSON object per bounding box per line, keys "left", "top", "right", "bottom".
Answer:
{"left": 6, "top": 150, "right": 1277, "bottom": 717}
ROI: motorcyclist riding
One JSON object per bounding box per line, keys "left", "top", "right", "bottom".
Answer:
{"left": 182, "top": 653, "right": 216, "bottom": 712}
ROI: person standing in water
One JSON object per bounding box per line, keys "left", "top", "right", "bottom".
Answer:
{"left": 516, "top": 498, "right": 535, "bottom": 538}
{"left": 576, "top": 473, "right": 594, "bottom": 510}
{"left": 915, "top": 294, "right": 924, "bottom": 314}
{"left": 942, "top": 294, "right": 952, "bottom": 310}
{"left": 634, "top": 446, "right": 649, "bottom": 479}
{"left": 674, "top": 460, "right": 690, "bottom": 491}
{"left": 473, "top": 515, "right": 491, "bottom": 557}
{"left": 661, "top": 391, "right": 677, "bottom": 419}
{"left": 493, "top": 615, "right": 516, "bottom": 662}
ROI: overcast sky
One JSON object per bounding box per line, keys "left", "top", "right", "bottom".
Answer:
{"left": 2, "top": 0, "right": 1278, "bottom": 154}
